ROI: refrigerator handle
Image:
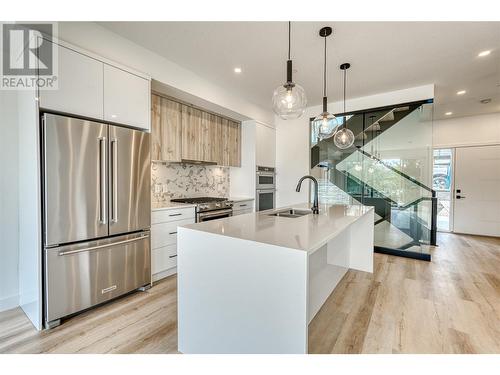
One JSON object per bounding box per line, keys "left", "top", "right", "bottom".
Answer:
{"left": 111, "top": 138, "right": 118, "bottom": 223}
{"left": 58, "top": 233, "right": 150, "bottom": 256}
{"left": 98, "top": 136, "right": 107, "bottom": 225}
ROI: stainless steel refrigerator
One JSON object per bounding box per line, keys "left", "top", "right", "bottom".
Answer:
{"left": 42, "top": 113, "right": 151, "bottom": 328}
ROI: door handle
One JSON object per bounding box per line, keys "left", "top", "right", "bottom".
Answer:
{"left": 98, "top": 137, "right": 107, "bottom": 224}
{"left": 456, "top": 195, "right": 466, "bottom": 199}
{"left": 110, "top": 138, "right": 118, "bottom": 223}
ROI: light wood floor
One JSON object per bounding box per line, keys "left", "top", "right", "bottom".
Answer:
{"left": 1, "top": 233, "right": 499, "bottom": 354}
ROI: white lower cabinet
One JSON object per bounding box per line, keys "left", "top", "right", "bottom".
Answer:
{"left": 233, "top": 208, "right": 253, "bottom": 216}
{"left": 151, "top": 218, "right": 193, "bottom": 248}
{"left": 232, "top": 199, "right": 254, "bottom": 216}
{"left": 152, "top": 244, "right": 177, "bottom": 274}
{"left": 151, "top": 207, "right": 195, "bottom": 281}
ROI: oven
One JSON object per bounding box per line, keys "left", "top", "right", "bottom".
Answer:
{"left": 197, "top": 208, "right": 233, "bottom": 222}
{"left": 256, "top": 189, "right": 276, "bottom": 212}
{"left": 256, "top": 166, "right": 276, "bottom": 189}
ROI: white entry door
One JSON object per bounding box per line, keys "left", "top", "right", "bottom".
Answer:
{"left": 454, "top": 145, "right": 500, "bottom": 236}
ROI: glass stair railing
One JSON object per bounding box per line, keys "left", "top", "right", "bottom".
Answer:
{"left": 310, "top": 100, "right": 436, "bottom": 261}
{"left": 336, "top": 150, "right": 436, "bottom": 257}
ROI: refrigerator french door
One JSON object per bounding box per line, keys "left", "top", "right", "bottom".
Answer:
{"left": 42, "top": 113, "right": 151, "bottom": 327}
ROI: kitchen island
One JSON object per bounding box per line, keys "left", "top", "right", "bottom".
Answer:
{"left": 177, "top": 203, "right": 374, "bottom": 354}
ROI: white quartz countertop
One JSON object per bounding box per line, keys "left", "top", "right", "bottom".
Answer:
{"left": 228, "top": 196, "right": 254, "bottom": 202}
{"left": 181, "top": 203, "right": 374, "bottom": 253}
{"left": 151, "top": 201, "right": 197, "bottom": 211}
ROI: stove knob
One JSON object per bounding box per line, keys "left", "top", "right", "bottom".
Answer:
{"left": 215, "top": 203, "right": 221, "bottom": 208}
{"left": 200, "top": 204, "right": 208, "bottom": 210}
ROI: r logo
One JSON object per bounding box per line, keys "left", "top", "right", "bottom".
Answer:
{"left": 2, "top": 23, "right": 53, "bottom": 76}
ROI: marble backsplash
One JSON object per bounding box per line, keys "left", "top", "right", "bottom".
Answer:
{"left": 151, "top": 162, "right": 230, "bottom": 203}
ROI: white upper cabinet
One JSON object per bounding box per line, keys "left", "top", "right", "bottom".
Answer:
{"left": 38, "top": 40, "right": 151, "bottom": 131}
{"left": 39, "top": 42, "right": 104, "bottom": 120}
{"left": 103, "top": 64, "right": 151, "bottom": 131}
{"left": 255, "top": 122, "right": 276, "bottom": 167}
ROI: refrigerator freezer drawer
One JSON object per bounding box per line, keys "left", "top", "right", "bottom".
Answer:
{"left": 45, "top": 232, "right": 151, "bottom": 323}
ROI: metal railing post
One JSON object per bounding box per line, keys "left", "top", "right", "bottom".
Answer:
{"left": 430, "top": 190, "right": 438, "bottom": 246}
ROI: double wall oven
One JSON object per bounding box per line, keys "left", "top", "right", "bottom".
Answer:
{"left": 256, "top": 166, "right": 276, "bottom": 211}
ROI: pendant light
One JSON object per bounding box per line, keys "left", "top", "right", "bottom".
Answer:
{"left": 312, "top": 26, "right": 338, "bottom": 140}
{"left": 272, "top": 21, "right": 307, "bottom": 120}
{"left": 333, "top": 63, "right": 355, "bottom": 149}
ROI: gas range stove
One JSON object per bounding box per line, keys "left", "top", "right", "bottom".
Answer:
{"left": 170, "top": 196, "right": 232, "bottom": 211}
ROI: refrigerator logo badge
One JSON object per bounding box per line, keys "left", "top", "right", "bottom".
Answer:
{"left": 1, "top": 22, "right": 58, "bottom": 90}
{"left": 101, "top": 285, "right": 117, "bottom": 294}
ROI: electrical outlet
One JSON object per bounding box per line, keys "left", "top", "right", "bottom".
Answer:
{"left": 162, "top": 184, "right": 169, "bottom": 193}
{"left": 154, "top": 185, "right": 162, "bottom": 194}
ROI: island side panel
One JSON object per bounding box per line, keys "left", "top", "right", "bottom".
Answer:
{"left": 308, "top": 241, "right": 349, "bottom": 323}
{"left": 177, "top": 227, "right": 309, "bottom": 354}
{"left": 349, "top": 209, "right": 374, "bottom": 273}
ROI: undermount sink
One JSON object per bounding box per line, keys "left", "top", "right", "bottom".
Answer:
{"left": 269, "top": 208, "right": 312, "bottom": 218}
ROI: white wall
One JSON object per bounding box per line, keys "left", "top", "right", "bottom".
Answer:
{"left": 433, "top": 112, "right": 500, "bottom": 148}
{"left": 0, "top": 90, "right": 19, "bottom": 312}
{"left": 58, "top": 22, "right": 274, "bottom": 125}
{"left": 275, "top": 85, "right": 435, "bottom": 207}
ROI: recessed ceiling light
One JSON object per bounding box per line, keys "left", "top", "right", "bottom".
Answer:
{"left": 445, "top": 112, "right": 453, "bottom": 116}
{"left": 234, "top": 67, "right": 242, "bottom": 73}
{"left": 478, "top": 50, "right": 491, "bottom": 57}
{"left": 457, "top": 90, "right": 466, "bottom": 95}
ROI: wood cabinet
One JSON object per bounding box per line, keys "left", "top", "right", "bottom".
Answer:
{"left": 222, "top": 119, "right": 241, "bottom": 167}
{"left": 210, "top": 114, "right": 223, "bottom": 164}
{"left": 151, "top": 95, "right": 182, "bottom": 162}
{"left": 152, "top": 94, "right": 241, "bottom": 167}
{"left": 181, "top": 106, "right": 205, "bottom": 162}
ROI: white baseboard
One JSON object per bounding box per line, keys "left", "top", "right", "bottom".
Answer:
{"left": 153, "top": 267, "right": 177, "bottom": 283}
{"left": 0, "top": 294, "right": 19, "bottom": 312}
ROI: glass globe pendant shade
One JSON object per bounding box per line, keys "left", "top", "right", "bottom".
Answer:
{"left": 333, "top": 127, "right": 355, "bottom": 149}
{"left": 312, "top": 111, "right": 338, "bottom": 140}
{"left": 272, "top": 83, "right": 307, "bottom": 120}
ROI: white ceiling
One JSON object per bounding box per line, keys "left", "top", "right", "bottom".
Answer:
{"left": 99, "top": 22, "right": 500, "bottom": 120}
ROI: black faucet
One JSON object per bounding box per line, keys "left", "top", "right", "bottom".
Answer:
{"left": 296, "top": 175, "right": 319, "bottom": 214}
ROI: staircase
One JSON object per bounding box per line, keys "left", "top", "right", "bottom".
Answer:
{"left": 310, "top": 100, "right": 436, "bottom": 261}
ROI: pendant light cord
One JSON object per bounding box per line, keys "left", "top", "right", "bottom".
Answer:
{"left": 323, "top": 35, "right": 327, "bottom": 98}
{"left": 288, "top": 21, "right": 291, "bottom": 60}
{"left": 343, "top": 67, "right": 347, "bottom": 128}
{"left": 343, "top": 68, "right": 346, "bottom": 113}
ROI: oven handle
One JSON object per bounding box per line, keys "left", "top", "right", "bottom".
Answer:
{"left": 256, "top": 189, "right": 277, "bottom": 193}
{"left": 198, "top": 208, "right": 233, "bottom": 220}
